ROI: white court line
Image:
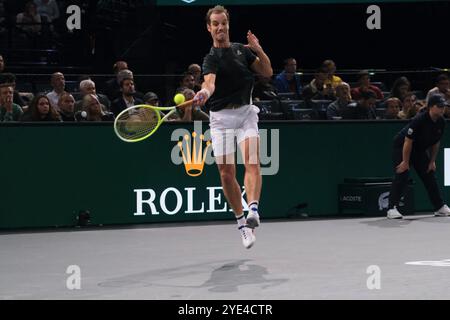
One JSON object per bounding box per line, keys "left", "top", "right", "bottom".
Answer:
{"left": 405, "top": 259, "right": 450, "bottom": 267}
{"left": 445, "top": 148, "right": 450, "bottom": 186}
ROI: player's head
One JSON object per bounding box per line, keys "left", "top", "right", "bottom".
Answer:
{"left": 206, "top": 5, "right": 230, "bottom": 46}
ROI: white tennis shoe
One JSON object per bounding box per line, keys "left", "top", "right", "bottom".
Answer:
{"left": 387, "top": 207, "right": 403, "bottom": 219}
{"left": 246, "top": 210, "right": 260, "bottom": 229}
{"left": 239, "top": 226, "right": 255, "bottom": 249}
{"left": 435, "top": 204, "right": 450, "bottom": 217}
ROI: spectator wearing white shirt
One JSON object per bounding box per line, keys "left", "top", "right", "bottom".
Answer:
{"left": 46, "top": 72, "right": 65, "bottom": 110}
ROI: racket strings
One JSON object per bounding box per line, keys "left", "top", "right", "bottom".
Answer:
{"left": 116, "top": 107, "right": 160, "bottom": 140}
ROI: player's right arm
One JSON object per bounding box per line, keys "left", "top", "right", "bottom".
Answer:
{"left": 396, "top": 137, "right": 413, "bottom": 173}
{"left": 194, "top": 73, "right": 216, "bottom": 106}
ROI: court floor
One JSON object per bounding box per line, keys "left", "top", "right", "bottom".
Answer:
{"left": 1, "top": 214, "right": 450, "bottom": 300}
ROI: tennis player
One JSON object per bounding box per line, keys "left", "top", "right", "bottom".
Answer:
{"left": 193, "top": 5, "right": 273, "bottom": 249}
{"left": 387, "top": 93, "right": 450, "bottom": 219}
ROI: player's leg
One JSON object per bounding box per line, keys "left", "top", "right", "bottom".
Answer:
{"left": 216, "top": 159, "right": 255, "bottom": 249}
{"left": 387, "top": 146, "right": 410, "bottom": 219}
{"left": 238, "top": 135, "right": 261, "bottom": 228}
{"left": 216, "top": 159, "right": 245, "bottom": 216}
{"left": 237, "top": 105, "right": 261, "bottom": 228}
{"left": 412, "top": 151, "right": 449, "bottom": 216}
{"left": 210, "top": 114, "right": 255, "bottom": 249}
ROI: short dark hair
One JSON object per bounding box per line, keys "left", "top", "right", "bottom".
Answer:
{"left": 357, "top": 70, "right": 370, "bottom": 80}
{"left": 283, "top": 57, "right": 296, "bottom": 66}
{"left": 119, "top": 77, "right": 133, "bottom": 88}
{"left": 206, "top": 5, "right": 229, "bottom": 25}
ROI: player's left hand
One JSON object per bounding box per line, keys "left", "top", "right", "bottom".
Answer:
{"left": 245, "top": 30, "right": 263, "bottom": 53}
{"left": 427, "top": 161, "right": 436, "bottom": 172}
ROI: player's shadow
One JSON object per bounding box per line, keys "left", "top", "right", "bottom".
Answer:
{"left": 200, "top": 259, "right": 288, "bottom": 293}
{"left": 98, "top": 259, "right": 287, "bottom": 293}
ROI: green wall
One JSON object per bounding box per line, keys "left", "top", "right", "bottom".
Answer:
{"left": 1, "top": 121, "right": 449, "bottom": 229}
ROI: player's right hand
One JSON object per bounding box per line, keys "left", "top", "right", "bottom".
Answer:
{"left": 193, "top": 88, "right": 210, "bottom": 106}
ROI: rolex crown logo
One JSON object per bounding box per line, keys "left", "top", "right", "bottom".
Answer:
{"left": 177, "top": 132, "right": 211, "bottom": 177}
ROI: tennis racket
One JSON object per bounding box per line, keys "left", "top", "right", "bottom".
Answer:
{"left": 113, "top": 99, "right": 194, "bottom": 142}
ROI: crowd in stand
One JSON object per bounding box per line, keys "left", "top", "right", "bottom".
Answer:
{"left": 0, "top": 55, "right": 212, "bottom": 122}
{"left": 1, "top": 52, "right": 450, "bottom": 123}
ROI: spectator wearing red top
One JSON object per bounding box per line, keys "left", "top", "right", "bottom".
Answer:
{"left": 351, "top": 70, "right": 384, "bottom": 100}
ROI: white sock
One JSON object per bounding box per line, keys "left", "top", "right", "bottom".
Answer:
{"left": 248, "top": 201, "right": 259, "bottom": 216}
{"left": 236, "top": 214, "right": 246, "bottom": 228}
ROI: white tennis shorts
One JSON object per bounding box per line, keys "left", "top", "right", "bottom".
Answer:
{"left": 209, "top": 104, "right": 260, "bottom": 157}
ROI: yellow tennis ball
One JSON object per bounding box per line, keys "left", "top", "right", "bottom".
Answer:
{"left": 174, "top": 93, "right": 186, "bottom": 105}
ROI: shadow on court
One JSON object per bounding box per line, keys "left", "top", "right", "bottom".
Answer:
{"left": 98, "top": 259, "right": 288, "bottom": 293}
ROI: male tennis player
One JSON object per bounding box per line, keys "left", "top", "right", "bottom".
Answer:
{"left": 387, "top": 93, "right": 450, "bottom": 219}
{"left": 193, "top": 5, "right": 273, "bottom": 249}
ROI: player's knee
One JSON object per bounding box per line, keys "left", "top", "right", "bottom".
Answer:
{"left": 245, "top": 163, "right": 261, "bottom": 175}
{"left": 219, "top": 167, "right": 236, "bottom": 184}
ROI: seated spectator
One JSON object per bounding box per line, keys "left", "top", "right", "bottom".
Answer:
{"left": 33, "top": 0, "right": 59, "bottom": 36}
{"left": 74, "top": 79, "right": 111, "bottom": 112}
{"left": 0, "top": 54, "right": 4, "bottom": 73}
{"left": 176, "top": 71, "right": 196, "bottom": 93}
{"left": 34, "top": 0, "right": 59, "bottom": 23}
{"left": 187, "top": 63, "right": 203, "bottom": 92}
{"left": 426, "top": 73, "right": 450, "bottom": 105}
{"left": 104, "top": 65, "right": 131, "bottom": 101}
{"left": 143, "top": 91, "right": 160, "bottom": 106}
{"left": 398, "top": 92, "right": 421, "bottom": 120}
{"left": 390, "top": 76, "right": 411, "bottom": 101}
{"left": 327, "top": 82, "right": 352, "bottom": 120}
{"left": 57, "top": 92, "right": 76, "bottom": 121}
{"left": 342, "top": 90, "right": 377, "bottom": 120}
{"left": 46, "top": 72, "right": 65, "bottom": 110}
{"left": 302, "top": 68, "right": 336, "bottom": 101}
{"left": 253, "top": 74, "right": 277, "bottom": 101}
{"left": 20, "top": 94, "right": 60, "bottom": 121}
{"left": 383, "top": 97, "right": 401, "bottom": 119}
{"left": 16, "top": 1, "right": 42, "bottom": 37}
{"left": 321, "top": 59, "right": 343, "bottom": 89}
{"left": 169, "top": 88, "right": 209, "bottom": 122}
{"left": 76, "top": 94, "right": 114, "bottom": 122}
{"left": 111, "top": 77, "right": 143, "bottom": 116}
{"left": 0, "top": 73, "right": 27, "bottom": 108}
{"left": 351, "top": 70, "right": 384, "bottom": 100}
{"left": 0, "top": 85, "right": 23, "bottom": 122}
{"left": 274, "top": 57, "right": 302, "bottom": 98}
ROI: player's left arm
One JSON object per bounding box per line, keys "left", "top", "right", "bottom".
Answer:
{"left": 428, "top": 141, "right": 440, "bottom": 172}
{"left": 246, "top": 30, "right": 273, "bottom": 78}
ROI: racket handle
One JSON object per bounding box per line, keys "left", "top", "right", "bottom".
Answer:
{"left": 177, "top": 99, "right": 194, "bottom": 109}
